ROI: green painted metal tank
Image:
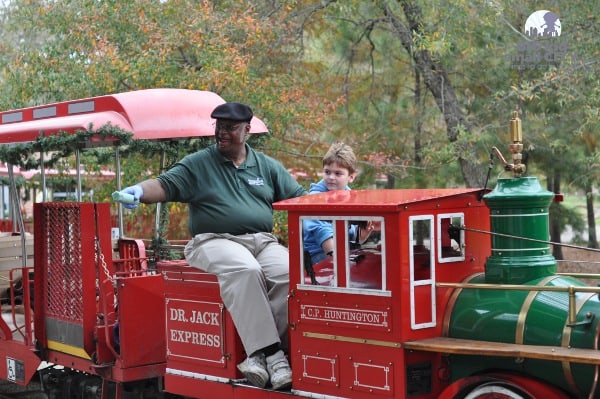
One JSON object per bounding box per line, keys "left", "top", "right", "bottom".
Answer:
{"left": 483, "top": 176, "right": 556, "bottom": 284}
{"left": 446, "top": 272, "right": 600, "bottom": 396}
{"left": 446, "top": 174, "right": 600, "bottom": 396}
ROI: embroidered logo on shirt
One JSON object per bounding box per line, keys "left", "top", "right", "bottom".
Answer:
{"left": 248, "top": 178, "right": 264, "bottom": 186}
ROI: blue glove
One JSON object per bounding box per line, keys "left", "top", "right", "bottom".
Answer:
{"left": 112, "top": 185, "right": 143, "bottom": 209}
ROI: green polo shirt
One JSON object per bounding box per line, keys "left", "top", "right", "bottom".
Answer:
{"left": 157, "top": 144, "right": 305, "bottom": 236}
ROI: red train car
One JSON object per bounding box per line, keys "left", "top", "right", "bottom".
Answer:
{"left": 275, "top": 188, "right": 491, "bottom": 398}
{"left": 0, "top": 90, "right": 598, "bottom": 399}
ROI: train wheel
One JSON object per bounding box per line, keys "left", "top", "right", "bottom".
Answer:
{"left": 462, "top": 381, "right": 531, "bottom": 399}
{"left": 439, "top": 373, "right": 570, "bottom": 399}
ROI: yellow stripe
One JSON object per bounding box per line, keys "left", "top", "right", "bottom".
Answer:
{"left": 515, "top": 276, "right": 558, "bottom": 344}
{"left": 561, "top": 291, "right": 595, "bottom": 396}
{"left": 302, "top": 332, "right": 401, "bottom": 348}
{"left": 47, "top": 340, "right": 92, "bottom": 359}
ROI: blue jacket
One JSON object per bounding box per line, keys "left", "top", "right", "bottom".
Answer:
{"left": 302, "top": 180, "right": 357, "bottom": 264}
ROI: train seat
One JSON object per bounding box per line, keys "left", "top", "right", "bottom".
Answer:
{"left": 158, "top": 260, "right": 245, "bottom": 381}
{"left": 305, "top": 249, "right": 382, "bottom": 289}
{"left": 113, "top": 238, "right": 148, "bottom": 275}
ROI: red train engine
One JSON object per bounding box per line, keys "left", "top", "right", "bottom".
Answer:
{"left": 0, "top": 91, "right": 598, "bottom": 399}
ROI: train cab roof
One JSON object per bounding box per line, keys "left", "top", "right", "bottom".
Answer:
{"left": 0, "top": 88, "right": 268, "bottom": 145}
{"left": 274, "top": 187, "right": 488, "bottom": 213}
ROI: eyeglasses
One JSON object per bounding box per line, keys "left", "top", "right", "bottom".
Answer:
{"left": 216, "top": 122, "right": 245, "bottom": 133}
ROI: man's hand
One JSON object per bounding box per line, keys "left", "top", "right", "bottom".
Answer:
{"left": 112, "top": 185, "right": 143, "bottom": 209}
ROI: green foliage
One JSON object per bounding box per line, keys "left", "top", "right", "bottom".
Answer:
{"left": 273, "top": 210, "right": 289, "bottom": 246}
{"left": 0, "top": 0, "right": 598, "bottom": 241}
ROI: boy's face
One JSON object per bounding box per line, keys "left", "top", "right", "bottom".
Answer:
{"left": 323, "top": 162, "right": 356, "bottom": 191}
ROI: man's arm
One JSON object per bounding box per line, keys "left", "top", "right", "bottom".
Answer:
{"left": 115, "top": 178, "right": 167, "bottom": 208}
{"left": 137, "top": 179, "right": 167, "bottom": 203}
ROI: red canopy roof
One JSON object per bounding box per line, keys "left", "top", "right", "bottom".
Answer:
{"left": 0, "top": 89, "right": 269, "bottom": 144}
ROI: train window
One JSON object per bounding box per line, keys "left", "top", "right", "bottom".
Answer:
{"left": 437, "top": 213, "right": 465, "bottom": 263}
{"left": 301, "top": 217, "right": 338, "bottom": 287}
{"left": 410, "top": 217, "right": 433, "bottom": 281}
{"left": 300, "top": 216, "right": 386, "bottom": 294}
{"left": 347, "top": 218, "right": 384, "bottom": 290}
{"left": 409, "top": 215, "right": 436, "bottom": 329}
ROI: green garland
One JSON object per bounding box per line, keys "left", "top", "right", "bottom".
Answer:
{"left": 0, "top": 176, "right": 26, "bottom": 187}
{"left": 0, "top": 123, "right": 134, "bottom": 169}
{"left": 0, "top": 122, "right": 270, "bottom": 170}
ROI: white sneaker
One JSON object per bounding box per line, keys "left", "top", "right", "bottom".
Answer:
{"left": 237, "top": 352, "right": 269, "bottom": 388}
{"left": 266, "top": 350, "right": 292, "bottom": 390}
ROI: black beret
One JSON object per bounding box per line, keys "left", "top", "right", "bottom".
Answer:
{"left": 210, "top": 102, "right": 253, "bottom": 122}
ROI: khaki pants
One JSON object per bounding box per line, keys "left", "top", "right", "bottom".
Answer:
{"left": 184, "top": 232, "right": 289, "bottom": 356}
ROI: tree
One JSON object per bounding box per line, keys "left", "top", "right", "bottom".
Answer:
{"left": 275, "top": 0, "right": 530, "bottom": 189}
{"left": 280, "top": 0, "right": 598, "bottom": 244}
{"left": 495, "top": 1, "right": 600, "bottom": 251}
{"left": 1, "top": 0, "right": 598, "bottom": 243}
{"left": 0, "top": 0, "right": 347, "bottom": 236}
{"left": 0, "top": 0, "right": 340, "bottom": 173}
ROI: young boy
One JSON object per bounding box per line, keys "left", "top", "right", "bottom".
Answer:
{"left": 302, "top": 142, "right": 358, "bottom": 265}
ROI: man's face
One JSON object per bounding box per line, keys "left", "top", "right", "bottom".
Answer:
{"left": 323, "top": 162, "right": 356, "bottom": 191}
{"left": 215, "top": 120, "right": 248, "bottom": 154}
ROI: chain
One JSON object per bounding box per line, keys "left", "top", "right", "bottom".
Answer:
{"left": 95, "top": 237, "right": 118, "bottom": 313}
{"left": 95, "top": 238, "right": 115, "bottom": 285}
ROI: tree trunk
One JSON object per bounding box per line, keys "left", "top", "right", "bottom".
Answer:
{"left": 548, "top": 173, "right": 563, "bottom": 260}
{"left": 386, "top": 174, "right": 396, "bottom": 189}
{"left": 413, "top": 69, "right": 427, "bottom": 188}
{"left": 585, "top": 182, "right": 599, "bottom": 248}
{"left": 383, "top": 1, "right": 486, "bottom": 188}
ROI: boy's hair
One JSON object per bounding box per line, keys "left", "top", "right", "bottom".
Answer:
{"left": 323, "top": 142, "right": 357, "bottom": 174}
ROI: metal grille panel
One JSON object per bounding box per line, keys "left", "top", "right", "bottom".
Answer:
{"left": 34, "top": 202, "right": 105, "bottom": 356}
{"left": 42, "top": 204, "right": 84, "bottom": 322}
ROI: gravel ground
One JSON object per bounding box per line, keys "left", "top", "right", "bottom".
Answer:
{"left": 556, "top": 244, "right": 600, "bottom": 285}
{"left": 0, "top": 378, "right": 46, "bottom": 398}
